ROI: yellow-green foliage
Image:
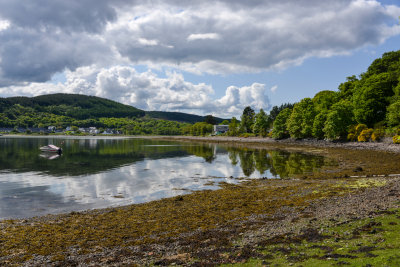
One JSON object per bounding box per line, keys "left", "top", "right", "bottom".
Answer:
{"left": 358, "top": 128, "right": 373, "bottom": 142}
{"left": 355, "top": 123, "right": 368, "bottom": 136}
{"left": 393, "top": 135, "right": 400, "bottom": 144}
{"left": 371, "top": 128, "right": 385, "bottom": 142}
{"left": 347, "top": 133, "right": 357, "bottom": 141}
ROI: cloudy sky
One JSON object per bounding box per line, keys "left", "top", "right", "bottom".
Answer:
{"left": 0, "top": 0, "right": 399, "bottom": 118}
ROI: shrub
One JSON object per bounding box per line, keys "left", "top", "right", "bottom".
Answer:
{"left": 355, "top": 124, "right": 367, "bottom": 136}
{"left": 347, "top": 133, "right": 357, "bottom": 141}
{"left": 393, "top": 135, "right": 400, "bottom": 144}
{"left": 371, "top": 128, "right": 385, "bottom": 142}
{"left": 358, "top": 128, "right": 373, "bottom": 142}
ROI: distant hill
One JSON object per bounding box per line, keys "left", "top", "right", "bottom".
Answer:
{"left": 0, "top": 93, "right": 227, "bottom": 123}
{"left": 0, "top": 93, "right": 145, "bottom": 119}
{"left": 145, "top": 111, "right": 225, "bottom": 124}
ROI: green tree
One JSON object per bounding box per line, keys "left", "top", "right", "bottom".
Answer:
{"left": 287, "top": 98, "right": 315, "bottom": 139}
{"left": 253, "top": 109, "right": 269, "bottom": 137}
{"left": 204, "top": 115, "right": 216, "bottom": 125}
{"left": 240, "top": 106, "right": 255, "bottom": 133}
{"left": 313, "top": 90, "right": 338, "bottom": 112}
{"left": 312, "top": 110, "right": 328, "bottom": 139}
{"left": 353, "top": 73, "right": 395, "bottom": 126}
{"left": 272, "top": 108, "right": 292, "bottom": 139}
{"left": 323, "top": 100, "right": 354, "bottom": 140}
{"left": 338, "top": 75, "right": 359, "bottom": 100}
{"left": 387, "top": 100, "right": 400, "bottom": 127}
{"left": 228, "top": 117, "right": 240, "bottom": 136}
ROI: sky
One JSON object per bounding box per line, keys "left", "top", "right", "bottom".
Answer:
{"left": 0, "top": 0, "right": 399, "bottom": 118}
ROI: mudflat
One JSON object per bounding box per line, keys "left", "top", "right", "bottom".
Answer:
{"left": 1, "top": 137, "right": 400, "bottom": 266}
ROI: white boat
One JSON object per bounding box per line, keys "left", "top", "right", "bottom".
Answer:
{"left": 39, "top": 144, "right": 62, "bottom": 153}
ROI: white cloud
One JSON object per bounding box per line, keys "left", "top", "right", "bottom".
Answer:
{"left": 1, "top": 66, "right": 271, "bottom": 118}
{"left": 0, "top": 19, "right": 10, "bottom": 31}
{"left": 187, "top": 33, "right": 220, "bottom": 41}
{"left": 270, "top": 85, "right": 278, "bottom": 93}
{"left": 0, "top": 0, "right": 399, "bottom": 116}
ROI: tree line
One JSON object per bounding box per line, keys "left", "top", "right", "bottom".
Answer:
{"left": 224, "top": 50, "right": 400, "bottom": 143}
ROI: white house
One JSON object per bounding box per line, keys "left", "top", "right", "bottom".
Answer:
{"left": 213, "top": 125, "right": 229, "bottom": 135}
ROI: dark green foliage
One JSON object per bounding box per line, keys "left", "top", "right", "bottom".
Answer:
{"left": 3, "top": 93, "right": 144, "bottom": 119}
{"left": 312, "top": 110, "right": 328, "bottom": 139}
{"left": 337, "top": 75, "right": 359, "bottom": 100}
{"left": 253, "top": 109, "right": 269, "bottom": 137}
{"left": 204, "top": 115, "right": 217, "bottom": 125}
{"left": 313, "top": 90, "right": 338, "bottom": 112}
{"left": 146, "top": 111, "right": 225, "bottom": 124}
{"left": 353, "top": 73, "right": 395, "bottom": 126}
{"left": 269, "top": 103, "right": 294, "bottom": 121}
{"left": 272, "top": 108, "right": 292, "bottom": 139}
{"left": 287, "top": 98, "right": 316, "bottom": 139}
{"left": 240, "top": 106, "right": 255, "bottom": 133}
{"left": 323, "top": 100, "right": 354, "bottom": 140}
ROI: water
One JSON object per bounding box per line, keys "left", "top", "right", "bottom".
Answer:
{"left": 0, "top": 136, "right": 331, "bottom": 219}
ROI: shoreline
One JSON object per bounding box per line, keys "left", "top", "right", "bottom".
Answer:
{"left": 2, "top": 133, "right": 400, "bottom": 153}
{"left": 1, "top": 135, "right": 400, "bottom": 265}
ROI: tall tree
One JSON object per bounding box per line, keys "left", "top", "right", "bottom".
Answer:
{"left": 272, "top": 108, "right": 292, "bottom": 139}
{"left": 240, "top": 106, "right": 255, "bottom": 133}
{"left": 253, "top": 109, "right": 269, "bottom": 137}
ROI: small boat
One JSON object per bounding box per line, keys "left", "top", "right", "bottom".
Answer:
{"left": 39, "top": 144, "right": 62, "bottom": 154}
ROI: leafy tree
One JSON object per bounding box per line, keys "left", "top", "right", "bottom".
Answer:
{"left": 240, "top": 106, "right": 255, "bottom": 133}
{"left": 312, "top": 90, "right": 338, "bottom": 112}
{"left": 338, "top": 75, "right": 359, "bottom": 100}
{"left": 287, "top": 98, "right": 315, "bottom": 139}
{"left": 272, "top": 108, "right": 292, "bottom": 139}
{"left": 220, "top": 120, "right": 230, "bottom": 125}
{"left": 353, "top": 73, "right": 395, "bottom": 126}
{"left": 269, "top": 103, "right": 294, "bottom": 122}
{"left": 312, "top": 110, "right": 328, "bottom": 139}
{"left": 387, "top": 100, "right": 400, "bottom": 127}
{"left": 253, "top": 109, "right": 269, "bottom": 137}
{"left": 204, "top": 115, "right": 217, "bottom": 125}
{"left": 323, "top": 100, "right": 354, "bottom": 140}
{"left": 228, "top": 117, "right": 240, "bottom": 136}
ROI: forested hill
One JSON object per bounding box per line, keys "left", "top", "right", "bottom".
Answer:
{"left": 145, "top": 111, "right": 225, "bottom": 124}
{"left": 0, "top": 93, "right": 225, "bottom": 124}
{"left": 0, "top": 94, "right": 145, "bottom": 119}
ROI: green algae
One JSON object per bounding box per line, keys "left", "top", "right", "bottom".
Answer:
{"left": 229, "top": 208, "right": 400, "bottom": 267}
{"left": 0, "top": 177, "right": 387, "bottom": 265}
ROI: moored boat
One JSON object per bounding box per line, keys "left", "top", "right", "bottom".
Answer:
{"left": 39, "top": 144, "right": 62, "bottom": 154}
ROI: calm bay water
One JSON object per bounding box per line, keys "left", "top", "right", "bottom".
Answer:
{"left": 0, "top": 136, "right": 330, "bottom": 219}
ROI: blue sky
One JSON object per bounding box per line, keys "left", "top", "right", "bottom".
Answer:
{"left": 0, "top": 0, "right": 399, "bottom": 118}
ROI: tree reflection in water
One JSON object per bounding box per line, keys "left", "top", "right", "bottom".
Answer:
{"left": 185, "top": 145, "right": 329, "bottom": 178}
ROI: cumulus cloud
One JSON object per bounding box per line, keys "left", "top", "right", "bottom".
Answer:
{"left": 0, "top": 0, "right": 398, "bottom": 86}
{"left": 0, "top": 0, "right": 399, "bottom": 116}
{"left": 1, "top": 66, "right": 271, "bottom": 118}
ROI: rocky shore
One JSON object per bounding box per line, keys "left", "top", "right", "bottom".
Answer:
{"left": 1, "top": 137, "right": 400, "bottom": 266}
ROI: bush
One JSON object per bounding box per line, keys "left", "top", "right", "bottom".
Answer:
{"left": 371, "top": 128, "right": 385, "bottom": 142}
{"left": 358, "top": 128, "right": 373, "bottom": 142}
{"left": 355, "top": 124, "right": 367, "bottom": 136}
{"left": 393, "top": 135, "right": 400, "bottom": 144}
{"left": 347, "top": 133, "right": 357, "bottom": 141}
